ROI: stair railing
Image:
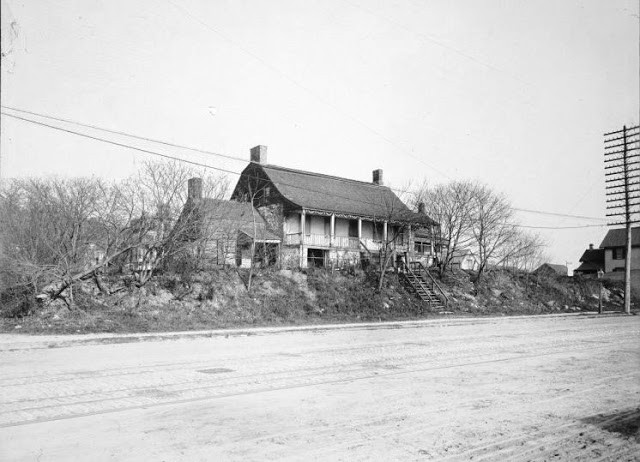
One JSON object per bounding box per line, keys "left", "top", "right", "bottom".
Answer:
{"left": 400, "top": 261, "right": 436, "bottom": 304}
{"left": 409, "top": 261, "right": 449, "bottom": 309}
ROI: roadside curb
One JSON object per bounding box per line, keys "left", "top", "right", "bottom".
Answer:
{"left": 0, "top": 311, "right": 630, "bottom": 351}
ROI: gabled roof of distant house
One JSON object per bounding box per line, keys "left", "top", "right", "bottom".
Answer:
{"left": 234, "top": 163, "right": 438, "bottom": 226}
{"left": 599, "top": 227, "right": 640, "bottom": 248}
{"left": 449, "top": 248, "right": 478, "bottom": 261}
{"left": 574, "top": 246, "right": 605, "bottom": 273}
{"left": 534, "top": 263, "right": 568, "bottom": 275}
{"left": 574, "top": 261, "right": 604, "bottom": 273}
{"left": 194, "top": 198, "right": 280, "bottom": 242}
{"left": 579, "top": 248, "right": 604, "bottom": 264}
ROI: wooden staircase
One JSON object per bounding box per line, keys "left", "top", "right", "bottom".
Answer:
{"left": 401, "top": 261, "right": 449, "bottom": 310}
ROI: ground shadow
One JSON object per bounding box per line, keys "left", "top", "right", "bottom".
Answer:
{"left": 582, "top": 408, "right": 640, "bottom": 441}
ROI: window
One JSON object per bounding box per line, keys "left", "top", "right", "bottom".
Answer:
{"left": 612, "top": 247, "right": 626, "bottom": 260}
{"left": 414, "top": 240, "right": 431, "bottom": 254}
{"left": 348, "top": 220, "right": 358, "bottom": 238}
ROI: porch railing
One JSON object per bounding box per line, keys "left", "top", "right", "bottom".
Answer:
{"left": 284, "top": 233, "right": 371, "bottom": 250}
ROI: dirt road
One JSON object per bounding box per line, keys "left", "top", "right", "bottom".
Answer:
{"left": 1, "top": 315, "right": 638, "bottom": 461}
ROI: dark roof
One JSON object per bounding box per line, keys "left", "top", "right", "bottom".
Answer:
{"left": 534, "top": 263, "right": 568, "bottom": 275}
{"left": 599, "top": 227, "right": 640, "bottom": 248}
{"left": 574, "top": 262, "right": 604, "bottom": 273}
{"left": 242, "top": 163, "right": 437, "bottom": 226}
{"left": 578, "top": 248, "right": 604, "bottom": 264}
{"left": 196, "top": 199, "right": 280, "bottom": 241}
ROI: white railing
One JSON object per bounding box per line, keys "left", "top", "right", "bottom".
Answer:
{"left": 306, "top": 234, "right": 331, "bottom": 247}
{"left": 360, "top": 238, "right": 382, "bottom": 252}
{"left": 333, "top": 236, "right": 360, "bottom": 249}
{"left": 285, "top": 234, "right": 408, "bottom": 252}
{"left": 285, "top": 233, "right": 357, "bottom": 249}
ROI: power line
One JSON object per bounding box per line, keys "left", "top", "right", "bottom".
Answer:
{"left": 0, "top": 105, "right": 247, "bottom": 164}
{"left": 512, "top": 207, "right": 607, "bottom": 222}
{"left": 165, "top": 3, "right": 610, "bottom": 224}
{"left": 0, "top": 111, "right": 426, "bottom": 214}
{"left": 341, "top": 0, "right": 534, "bottom": 90}
{"left": 2, "top": 109, "right": 610, "bottom": 224}
{"left": 516, "top": 223, "right": 607, "bottom": 230}
{"left": 0, "top": 112, "right": 238, "bottom": 175}
{"left": 166, "top": 0, "right": 451, "bottom": 180}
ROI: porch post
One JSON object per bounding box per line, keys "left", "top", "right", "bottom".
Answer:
{"left": 357, "top": 218, "right": 362, "bottom": 240}
{"left": 300, "top": 210, "right": 306, "bottom": 268}
{"left": 383, "top": 221, "right": 388, "bottom": 243}
{"left": 407, "top": 224, "right": 412, "bottom": 261}
{"left": 330, "top": 214, "right": 335, "bottom": 246}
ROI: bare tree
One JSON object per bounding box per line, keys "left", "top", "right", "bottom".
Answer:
{"left": 468, "top": 184, "right": 516, "bottom": 285}
{"left": 124, "top": 160, "right": 229, "bottom": 283}
{"left": 232, "top": 169, "right": 272, "bottom": 291}
{"left": 0, "top": 160, "right": 230, "bottom": 308}
{"left": 0, "top": 177, "right": 140, "bottom": 306}
{"left": 411, "top": 179, "right": 478, "bottom": 275}
{"left": 373, "top": 190, "right": 412, "bottom": 291}
{"left": 494, "top": 230, "right": 546, "bottom": 272}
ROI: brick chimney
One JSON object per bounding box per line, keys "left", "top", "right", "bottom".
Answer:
{"left": 250, "top": 145, "right": 268, "bottom": 164}
{"left": 188, "top": 177, "right": 203, "bottom": 201}
{"left": 418, "top": 202, "right": 426, "bottom": 214}
{"left": 372, "top": 169, "right": 383, "bottom": 185}
{"left": 589, "top": 243, "right": 594, "bottom": 250}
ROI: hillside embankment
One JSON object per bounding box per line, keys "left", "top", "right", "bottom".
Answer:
{"left": 0, "top": 268, "right": 635, "bottom": 334}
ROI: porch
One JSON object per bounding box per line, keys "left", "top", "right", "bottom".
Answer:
{"left": 283, "top": 211, "right": 411, "bottom": 252}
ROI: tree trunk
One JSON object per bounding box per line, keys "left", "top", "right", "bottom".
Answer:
{"left": 93, "top": 272, "right": 110, "bottom": 295}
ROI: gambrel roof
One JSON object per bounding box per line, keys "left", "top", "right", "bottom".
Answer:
{"left": 232, "top": 163, "right": 438, "bottom": 226}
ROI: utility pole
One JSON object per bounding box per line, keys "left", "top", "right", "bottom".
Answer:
{"left": 604, "top": 124, "right": 639, "bottom": 315}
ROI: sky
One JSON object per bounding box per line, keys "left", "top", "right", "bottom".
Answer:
{"left": 1, "top": 0, "right": 639, "bottom": 271}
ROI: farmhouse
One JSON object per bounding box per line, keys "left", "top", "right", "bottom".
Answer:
{"left": 228, "top": 146, "right": 441, "bottom": 269}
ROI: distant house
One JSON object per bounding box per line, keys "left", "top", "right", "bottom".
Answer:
{"left": 229, "top": 145, "right": 441, "bottom": 268}
{"left": 449, "top": 248, "right": 479, "bottom": 271}
{"left": 573, "top": 243, "right": 605, "bottom": 276}
{"left": 599, "top": 227, "right": 640, "bottom": 273}
{"left": 534, "top": 263, "right": 568, "bottom": 276}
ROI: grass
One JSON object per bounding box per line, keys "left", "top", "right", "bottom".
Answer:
{"left": 0, "top": 267, "right": 635, "bottom": 335}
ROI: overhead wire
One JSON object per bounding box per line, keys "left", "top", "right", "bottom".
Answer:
{"left": 0, "top": 111, "right": 432, "bottom": 215}
{"left": 516, "top": 224, "right": 608, "bottom": 230}
{"left": 165, "top": 0, "right": 451, "bottom": 180}
{"left": 0, "top": 105, "right": 247, "bottom": 164}
{"left": 1, "top": 108, "right": 610, "bottom": 224}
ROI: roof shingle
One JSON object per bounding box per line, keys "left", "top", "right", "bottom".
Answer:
{"left": 197, "top": 198, "right": 281, "bottom": 241}
{"left": 599, "top": 227, "right": 640, "bottom": 248}
{"left": 244, "top": 164, "right": 437, "bottom": 225}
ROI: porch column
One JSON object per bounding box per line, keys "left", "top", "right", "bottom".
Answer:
{"left": 300, "top": 210, "right": 306, "bottom": 268}
{"left": 383, "top": 221, "right": 388, "bottom": 243}
{"left": 407, "top": 224, "right": 412, "bottom": 260}
{"left": 357, "top": 218, "right": 362, "bottom": 240}
{"left": 330, "top": 214, "right": 335, "bottom": 246}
